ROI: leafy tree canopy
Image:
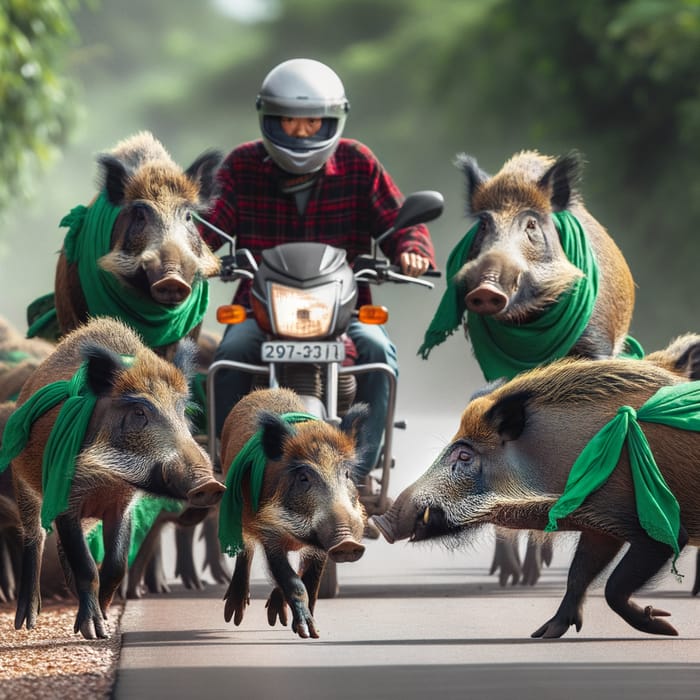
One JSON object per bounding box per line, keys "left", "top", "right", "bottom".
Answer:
{"left": 0, "top": 0, "right": 83, "bottom": 213}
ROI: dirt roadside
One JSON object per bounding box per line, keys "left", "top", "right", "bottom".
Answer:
{"left": 0, "top": 599, "right": 124, "bottom": 700}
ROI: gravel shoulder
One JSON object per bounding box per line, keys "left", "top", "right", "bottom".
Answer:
{"left": 0, "top": 599, "right": 124, "bottom": 700}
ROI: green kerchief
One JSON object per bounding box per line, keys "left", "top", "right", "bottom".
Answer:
{"left": 218, "top": 411, "right": 318, "bottom": 557}
{"left": 0, "top": 363, "right": 97, "bottom": 530}
{"left": 46, "top": 191, "right": 210, "bottom": 348}
{"left": 418, "top": 211, "right": 643, "bottom": 378}
{"left": 86, "top": 495, "right": 184, "bottom": 567}
{"left": 545, "top": 381, "right": 700, "bottom": 575}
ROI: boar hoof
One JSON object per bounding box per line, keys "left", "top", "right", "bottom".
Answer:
{"left": 290, "top": 601, "right": 319, "bottom": 639}
{"left": 75, "top": 592, "right": 108, "bottom": 639}
{"left": 223, "top": 581, "right": 250, "bottom": 626}
{"left": 624, "top": 604, "right": 677, "bottom": 636}
{"left": 265, "top": 587, "right": 289, "bottom": 627}
{"left": 531, "top": 608, "right": 583, "bottom": 639}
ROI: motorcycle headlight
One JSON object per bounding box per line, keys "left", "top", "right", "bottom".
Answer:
{"left": 268, "top": 282, "right": 339, "bottom": 338}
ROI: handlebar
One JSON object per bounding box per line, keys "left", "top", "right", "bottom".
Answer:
{"left": 217, "top": 250, "right": 442, "bottom": 288}
{"left": 352, "top": 255, "right": 441, "bottom": 289}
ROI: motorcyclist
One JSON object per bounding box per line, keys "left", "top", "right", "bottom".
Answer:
{"left": 198, "top": 58, "right": 436, "bottom": 505}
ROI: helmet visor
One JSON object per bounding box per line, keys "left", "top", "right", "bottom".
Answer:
{"left": 263, "top": 116, "right": 338, "bottom": 151}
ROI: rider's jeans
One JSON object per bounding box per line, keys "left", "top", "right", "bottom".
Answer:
{"left": 212, "top": 318, "right": 398, "bottom": 480}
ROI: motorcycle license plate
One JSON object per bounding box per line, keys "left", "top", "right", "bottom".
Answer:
{"left": 261, "top": 341, "right": 346, "bottom": 363}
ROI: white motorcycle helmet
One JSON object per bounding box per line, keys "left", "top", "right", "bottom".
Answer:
{"left": 256, "top": 58, "right": 350, "bottom": 175}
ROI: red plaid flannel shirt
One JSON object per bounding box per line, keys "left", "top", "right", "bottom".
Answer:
{"left": 200, "top": 138, "right": 436, "bottom": 306}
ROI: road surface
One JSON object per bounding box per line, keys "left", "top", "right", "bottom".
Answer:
{"left": 113, "top": 413, "right": 700, "bottom": 700}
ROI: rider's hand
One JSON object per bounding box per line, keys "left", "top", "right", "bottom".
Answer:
{"left": 400, "top": 252, "right": 430, "bottom": 278}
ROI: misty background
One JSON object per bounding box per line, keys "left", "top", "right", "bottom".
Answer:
{"left": 3, "top": 0, "right": 699, "bottom": 425}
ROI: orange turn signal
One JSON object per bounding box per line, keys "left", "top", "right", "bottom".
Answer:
{"left": 216, "top": 304, "right": 248, "bottom": 325}
{"left": 357, "top": 305, "right": 389, "bottom": 325}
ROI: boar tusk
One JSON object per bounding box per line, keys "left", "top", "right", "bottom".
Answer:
{"left": 422, "top": 507, "right": 430, "bottom": 525}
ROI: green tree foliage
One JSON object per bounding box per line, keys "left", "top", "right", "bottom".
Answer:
{"left": 0, "top": 0, "right": 82, "bottom": 213}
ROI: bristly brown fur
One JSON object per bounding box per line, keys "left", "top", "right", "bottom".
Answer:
{"left": 112, "top": 348, "right": 190, "bottom": 398}
{"left": 123, "top": 165, "right": 201, "bottom": 207}
{"left": 470, "top": 150, "right": 558, "bottom": 214}
{"left": 472, "top": 174, "right": 553, "bottom": 215}
{"left": 488, "top": 357, "right": 681, "bottom": 408}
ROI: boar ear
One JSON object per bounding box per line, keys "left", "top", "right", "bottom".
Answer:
{"left": 538, "top": 151, "right": 583, "bottom": 212}
{"left": 340, "top": 402, "right": 369, "bottom": 440}
{"left": 185, "top": 149, "right": 223, "bottom": 203}
{"left": 81, "top": 344, "right": 125, "bottom": 397}
{"left": 484, "top": 390, "right": 531, "bottom": 442}
{"left": 455, "top": 153, "right": 489, "bottom": 217}
{"left": 258, "top": 412, "right": 294, "bottom": 461}
{"left": 676, "top": 340, "right": 700, "bottom": 380}
{"left": 171, "top": 338, "right": 198, "bottom": 381}
{"left": 97, "top": 154, "right": 130, "bottom": 205}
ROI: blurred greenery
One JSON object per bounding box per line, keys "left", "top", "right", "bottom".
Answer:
{"left": 1, "top": 0, "right": 698, "bottom": 412}
{"left": 0, "top": 0, "right": 82, "bottom": 212}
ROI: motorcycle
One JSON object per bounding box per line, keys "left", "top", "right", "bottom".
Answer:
{"left": 203, "top": 190, "right": 444, "bottom": 596}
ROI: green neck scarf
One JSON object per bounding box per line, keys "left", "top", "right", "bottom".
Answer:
{"left": 86, "top": 494, "right": 184, "bottom": 567}
{"left": 218, "top": 411, "right": 318, "bottom": 557}
{"left": 59, "top": 191, "right": 210, "bottom": 348}
{"left": 418, "top": 211, "right": 642, "bottom": 379}
{"left": 545, "top": 381, "right": 700, "bottom": 576}
{"left": 0, "top": 363, "right": 97, "bottom": 530}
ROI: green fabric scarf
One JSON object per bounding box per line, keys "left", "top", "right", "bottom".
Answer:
{"left": 545, "top": 381, "right": 700, "bottom": 575}
{"left": 86, "top": 494, "right": 184, "bottom": 567}
{"left": 218, "top": 411, "right": 318, "bottom": 557}
{"left": 0, "top": 363, "right": 97, "bottom": 530}
{"left": 418, "top": 211, "right": 643, "bottom": 379}
{"left": 28, "top": 191, "right": 210, "bottom": 348}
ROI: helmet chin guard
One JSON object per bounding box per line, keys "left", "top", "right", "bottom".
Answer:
{"left": 256, "top": 58, "right": 350, "bottom": 174}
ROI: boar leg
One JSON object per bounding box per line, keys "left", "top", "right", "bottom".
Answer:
{"left": 532, "top": 532, "right": 623, "bottom": 639}
{"left": 264, "top": 546, "right": 319, "bottom": 639}
{"left": 265, "top": 586, "right": 289, "bottom": 627}
{"left": 201, "top": 509, "right": 231, "bottom": 584}
{"left": 174, "top": 525, "right": 203, "bottom": 590}
{"left": 693, "top": 550, "right": 700, "bottom": 597}
{"left": 14, "top": 483, "right": 44, "bottom": 631}
{"left": 223, "top": 543, "right": 254, "bottom": 625}
{"left": 299, "top": 551, "right": 327, "bottom": 615}
{"left": 98, "top": 510, "right": 132, "bottom": 615}
{"left": 604, "top": 532, "right": 687, "bottom": 636}
{"left": 54, "top": 514, "right": 106, "bottom": 639}
{"left": 489, "top": 529, "right": 522, "bottom": 586}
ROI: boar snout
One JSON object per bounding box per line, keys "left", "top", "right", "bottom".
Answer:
{"left": 466, "top": 283, "right": 508, "bottom": 315}
{"left": 186, "top": 479, "right": 225, "bottom": 508}
{"left": 328, "top": 538, "right": 365, "bottom": 563}
{"left": 372, "top": 493, "right": 426, "bottom": 544}
{"left": 151, "top": 273, "right": 192, "bottom": 305}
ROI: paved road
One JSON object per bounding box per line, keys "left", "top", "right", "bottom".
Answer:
{"left": 112, "top": 414, "right": 700, "bottom": 699}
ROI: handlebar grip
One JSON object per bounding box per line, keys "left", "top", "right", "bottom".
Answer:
{"left": 423, "top": 269, "right": 442, "bottom": 278}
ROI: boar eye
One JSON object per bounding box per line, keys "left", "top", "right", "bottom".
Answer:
{"left": 524, "top": 217, "right": 542, "bottom": 244}
{"left": 450, "top": 442, "right": 478, "bottom": 476}
{"left": 122, "top": 406, "right": 148, "bottom": 432}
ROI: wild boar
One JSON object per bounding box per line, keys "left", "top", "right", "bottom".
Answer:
{"left": 419, "top": 149, "right": 638, "bottom": 586}
{"left": 219, "top": 388, "right": 367, "bottom": 639}
{"left": 1, "top": 317, "right": 225, "bottom": 639}
{"left": 53, "top": 131, "right": 222, "bottom": 360}
{"left": 0, "top": 317, "right": 53, "bottom": 402}
{"left": 374, "top": 357, "right": 700, "bottom": 638}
